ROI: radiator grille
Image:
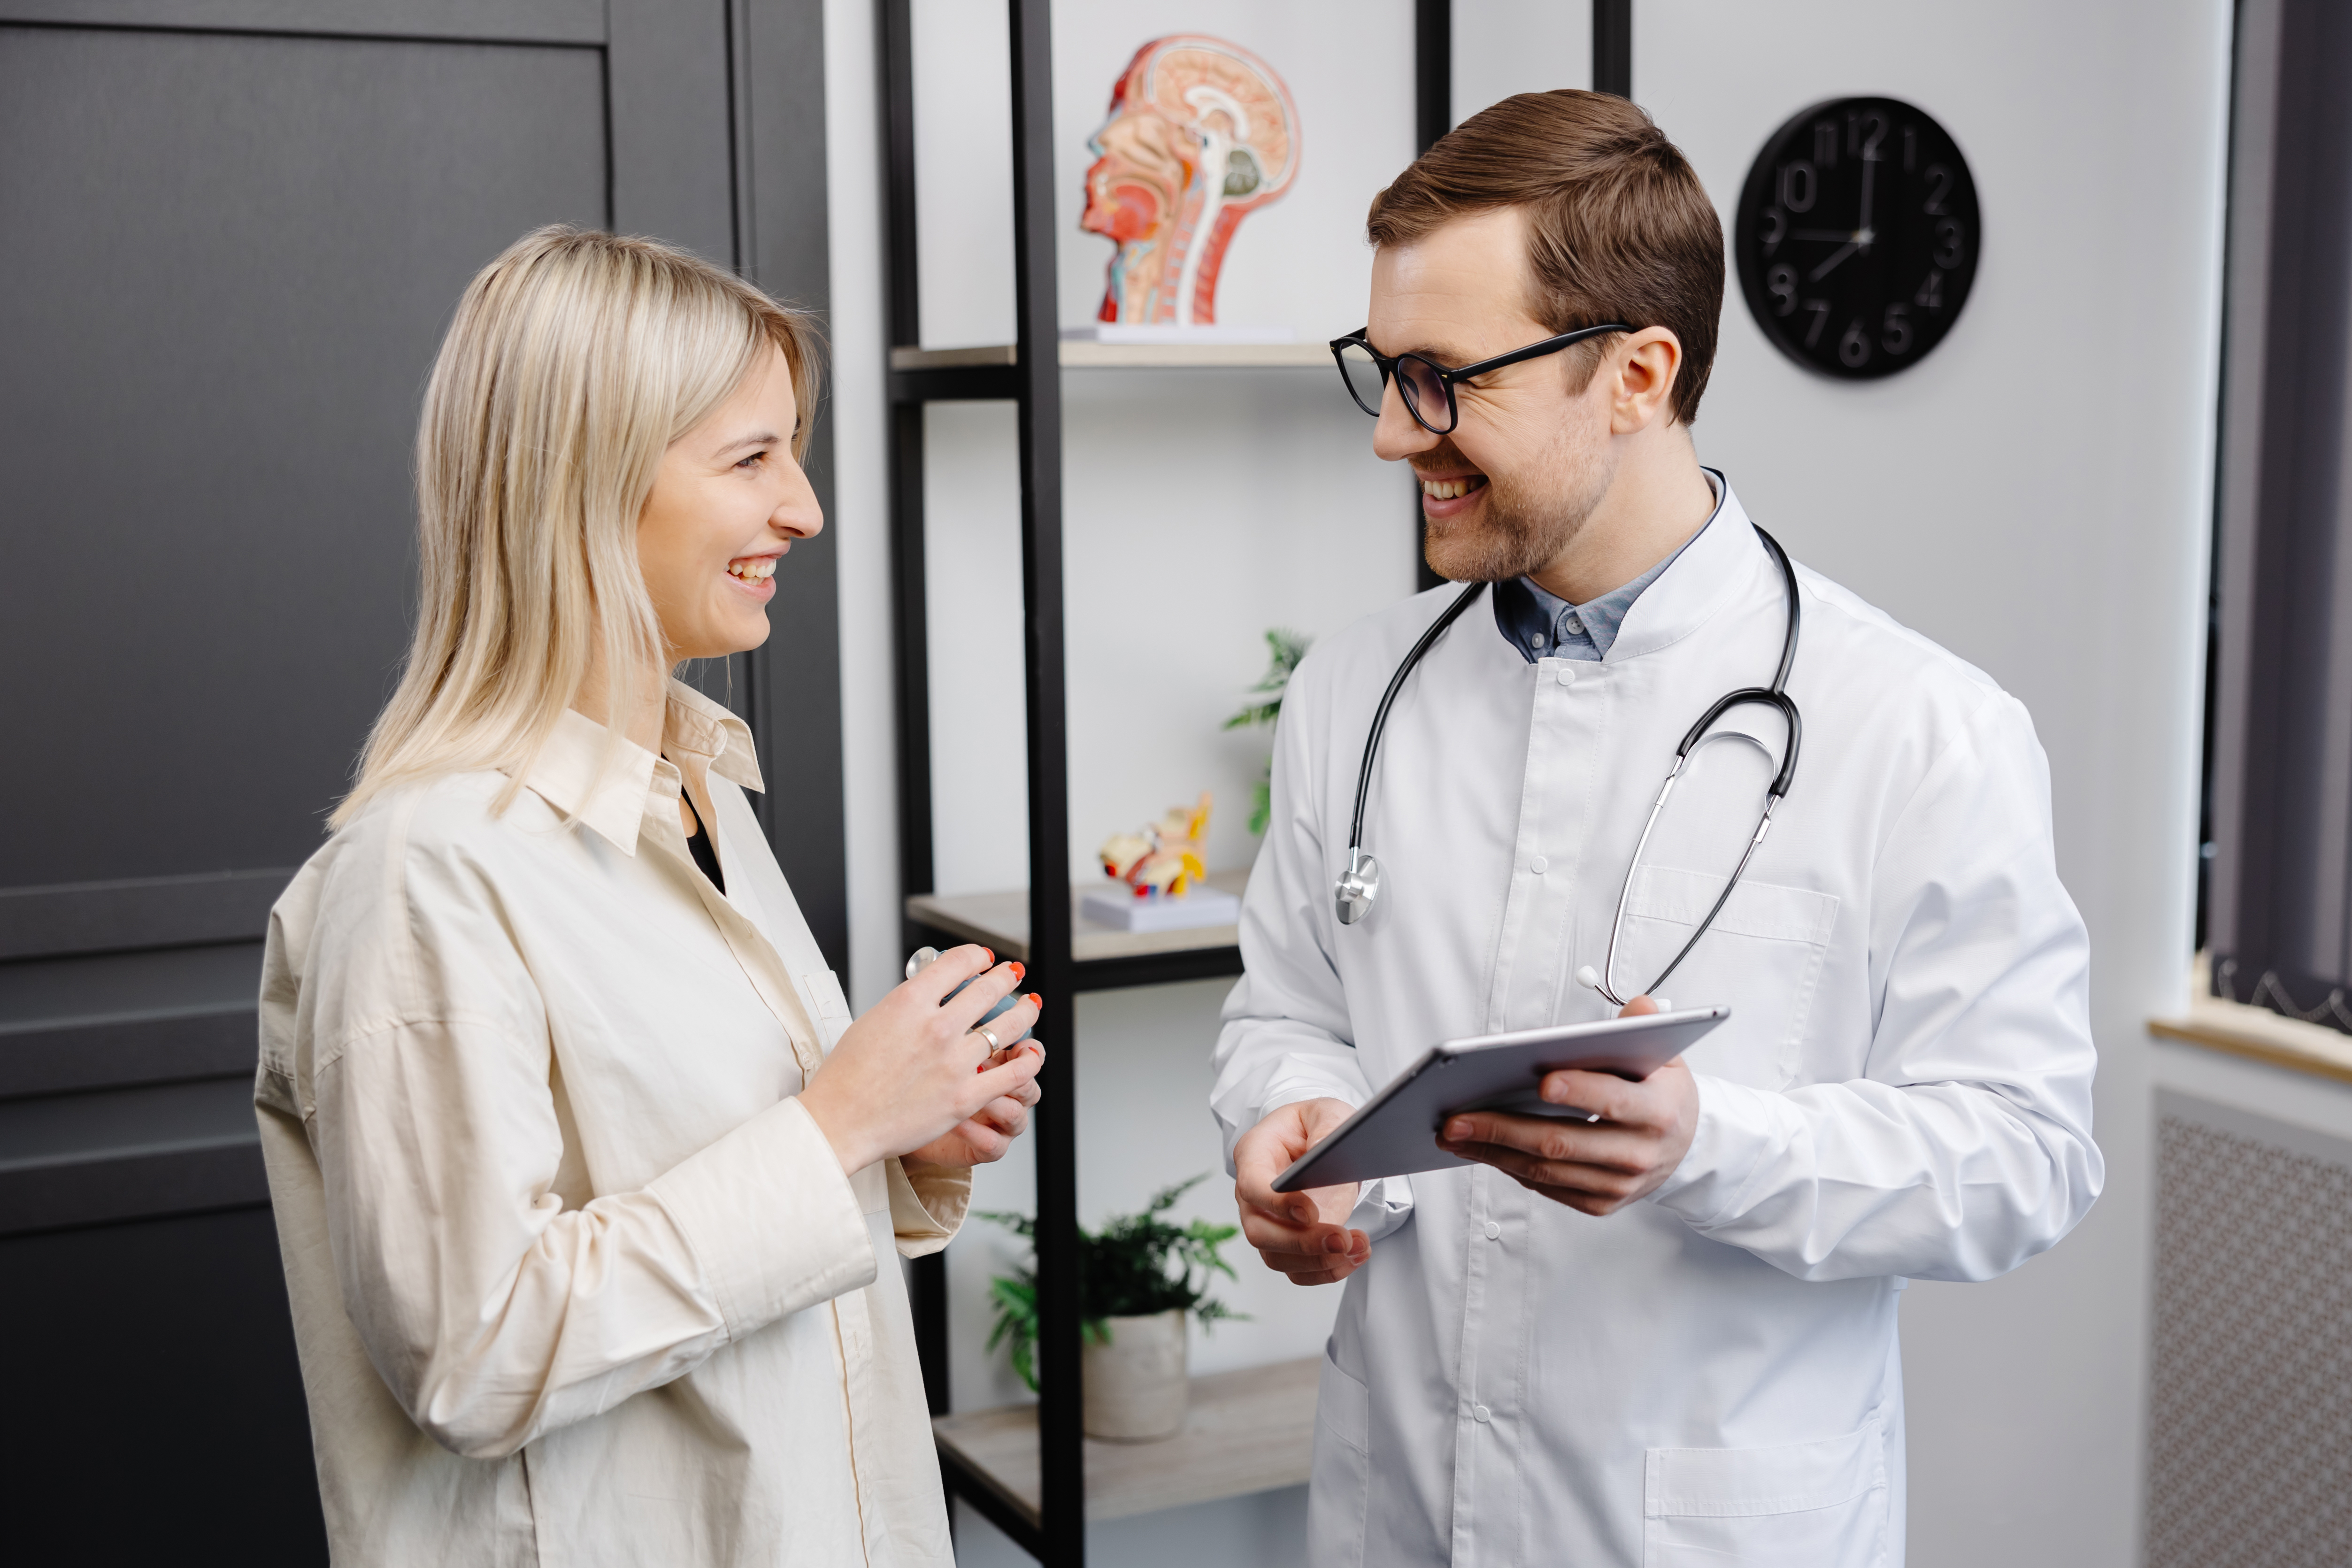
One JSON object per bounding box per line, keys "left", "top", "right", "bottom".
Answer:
{"left": 2145, "top": 1111, "right": 2352, "bottom": 1568}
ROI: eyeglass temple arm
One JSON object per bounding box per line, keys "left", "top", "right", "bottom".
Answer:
{"left": 1445, "top": 322, "right": 1636, "bottom": 384}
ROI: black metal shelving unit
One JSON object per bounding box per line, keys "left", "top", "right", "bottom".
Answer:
{"left": 874, "top": 3, "right": 1644, "bottom": 1560}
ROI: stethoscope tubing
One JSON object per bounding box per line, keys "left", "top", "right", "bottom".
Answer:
{"left": 1339, "top": 523, "right": 1805, "bottom": 1009}
{"left": 1346, "top": 576, "right": 1488, "bottom": 855}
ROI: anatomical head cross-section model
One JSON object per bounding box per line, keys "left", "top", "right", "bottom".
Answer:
{"left": 1082, "top": 35, "right": 1300, "bottom": 327}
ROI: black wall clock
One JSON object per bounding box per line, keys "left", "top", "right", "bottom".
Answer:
{"left": 1734, "top": 97, "right": 1980, "bottom": 379}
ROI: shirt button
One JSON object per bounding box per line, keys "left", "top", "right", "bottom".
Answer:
{"left": 1529, "top": 632, "right": 1546, "bottom": 649}
{"left": 1530, "top": 855, "right": 1548, "bottom": 875}
{"left": 1483, "top": 1220, "right": 1502, "bottom": 1240}
{"left": 1473, "top": 1404, "right": 1492, "bottom": 1423}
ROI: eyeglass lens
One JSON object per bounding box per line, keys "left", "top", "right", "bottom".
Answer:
{"left": 1336, "top": 341, "right": 1386, "bottom": 416}
{"left": 1393, "top": 355, "right": 1453, "bottom": 432}
{"left": 1335, "top": 342, "right": 1457, "bottom": 433}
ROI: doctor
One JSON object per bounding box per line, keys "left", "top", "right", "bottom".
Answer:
{"left": 1214, "top": 90, "right": 2101, "bottom": 1568}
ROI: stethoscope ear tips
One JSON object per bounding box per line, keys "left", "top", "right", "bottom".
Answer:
{"left": 1575, "top": 965, "right": 1601, "bottom": 990}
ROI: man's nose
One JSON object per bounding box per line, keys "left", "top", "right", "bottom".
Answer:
{"left": 1371, "top": 378, "right": 1437, "bottom": 461}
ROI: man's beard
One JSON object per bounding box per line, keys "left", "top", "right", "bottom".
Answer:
{"left": 1420, "top": 437, "right": 1612, "bottom": 585}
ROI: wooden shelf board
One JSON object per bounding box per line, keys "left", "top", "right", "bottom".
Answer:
{"left": 933, "top": 1355, "right": 1319, "bottom": 1528}
{"left": 907, "top": 868, "right": 1245, "bottom": 967}
{"left": 889, "top": 342, "right": 1330, "bottom": 372}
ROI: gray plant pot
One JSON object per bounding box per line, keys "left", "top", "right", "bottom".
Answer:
{"left": 1080, "top": 1308, "right": 1189, "bottom": 1441}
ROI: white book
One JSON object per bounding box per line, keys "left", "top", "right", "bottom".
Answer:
{"left": 1079, "top": 884, "right": 1244, "bottom": 932}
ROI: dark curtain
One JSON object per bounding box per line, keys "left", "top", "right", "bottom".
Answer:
{"left": 2208, "top": 0, "right": 2352, "bottom": 1029}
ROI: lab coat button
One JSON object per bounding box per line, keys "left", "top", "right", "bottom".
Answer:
{"left": 1530, "top": 856, "right": 1548, "bottom": 875}
{"left": 1556, "top": 664, "right": 1576, "bottom": 686}
{"left": 1483, "top": 1220, "right": 1502, "bottom": 1240}
{"left": 1473, "top": 1404, "right": 1491, "bottom": 1423}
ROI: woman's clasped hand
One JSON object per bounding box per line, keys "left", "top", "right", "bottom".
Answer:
{"left": 798, "top": 944, "right": 1045, "bottom": 1175}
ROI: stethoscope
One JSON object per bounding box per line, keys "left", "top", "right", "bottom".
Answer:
{"left": 1334, "top": 525, "right": 1804, "bottom": 1011}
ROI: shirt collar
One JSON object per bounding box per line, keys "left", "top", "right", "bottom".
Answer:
{"left": 521, "top": 680, "right": 764, "bottom": 854}
{"left": 1492, "top": 469, "right": 1727, "bottom": 664}
{"left": 1607, "top": 475, "right": 1770, "bottom": 665}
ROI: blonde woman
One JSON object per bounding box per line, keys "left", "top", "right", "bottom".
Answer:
{"left": 254, "top": 227, "right": 1041, "bottom": 1567}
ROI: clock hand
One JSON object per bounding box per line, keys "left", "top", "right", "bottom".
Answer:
{"left": 1791, "top": 228, "right": 1859, "bottom": 241}
{"left": 1809, "top": 240, "right": 1860, "bottom": 282}
{"left": 1858, "top": 155, "right": 1877, "bottom": 250}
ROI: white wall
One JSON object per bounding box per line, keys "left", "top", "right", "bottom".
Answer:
{"left": 831, "top": 3, "right": 2226, "bottom": 1566}
{"left": 1638, "top": 4, "right": 2230, "bottom": 1565}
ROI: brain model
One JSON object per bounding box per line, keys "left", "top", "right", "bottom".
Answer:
{"left": 1081, "top": 36, "right": 1300, "bottom": 327}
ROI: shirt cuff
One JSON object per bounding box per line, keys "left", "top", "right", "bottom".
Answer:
{"left": 887, "top": 1157, "right": 970, "bottom": 1258}
{"left": 647, "top": 1095, "right": 878, "bottom": 1336}
{"left": 1647, "top": 1072, "right": 1786, "bottom": 1228}
{"left": 1349, "top": 1175, "right": 1416, "bottom": 1243}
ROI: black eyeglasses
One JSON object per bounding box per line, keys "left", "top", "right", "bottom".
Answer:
{"left": 1330, "top": 322, "right": 1634, "bottom": 435}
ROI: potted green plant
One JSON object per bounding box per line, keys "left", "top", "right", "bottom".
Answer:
{"left": 1224, "top": 627, "right": 1312, "bottom": 834}
{"left": 981, "top": 1175, "right": 1245, "bottom": 1441}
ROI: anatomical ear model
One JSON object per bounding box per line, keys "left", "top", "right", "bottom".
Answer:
{"left": 1082, "top": 35, "right": 1300, "bottom": 327}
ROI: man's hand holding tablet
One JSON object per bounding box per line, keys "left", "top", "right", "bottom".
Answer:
{"left": 1437, "top": 997, "right": 1703, "bottom": 1217}
{"left": 1234, "top": 1096, "right": 1373, "bottom": 1286}
{"left": 1233, "top": 997, "right": 1703, "bottom": 1281}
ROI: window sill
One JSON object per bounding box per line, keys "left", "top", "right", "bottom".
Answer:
{"left": 2149, "top": 955, "right": 2352, "bottom": 1087}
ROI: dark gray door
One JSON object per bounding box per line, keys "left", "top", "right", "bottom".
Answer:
{"left": 0, "top": 4, "right": 838, "bottom": 1559}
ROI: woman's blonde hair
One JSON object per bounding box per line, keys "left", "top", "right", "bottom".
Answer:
{"left": 334, "top": 225, "right": 820, "bottom": 828}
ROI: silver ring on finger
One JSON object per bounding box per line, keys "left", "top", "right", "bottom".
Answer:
{"left": 975, "top": 1027, "right": 1000, "bottom": 1052}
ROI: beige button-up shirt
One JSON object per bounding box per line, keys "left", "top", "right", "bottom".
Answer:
{"left": 256, "top": 684, "right": 964, "bottom": 1567}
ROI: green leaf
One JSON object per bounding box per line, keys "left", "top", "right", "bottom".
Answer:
{"left": 1223, "top": 627, "right": 1313, "bottom": 731}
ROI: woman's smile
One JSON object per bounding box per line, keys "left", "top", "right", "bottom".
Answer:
{"left": 726, "top": 551, "right": 782, "bottom": 600}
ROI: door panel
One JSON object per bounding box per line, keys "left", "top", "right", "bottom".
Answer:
{"left": 0, "top": 5, "right": 838, "bottom": 1558}
{"left": 0, "top": 24, "right": 606, "bottom": 894}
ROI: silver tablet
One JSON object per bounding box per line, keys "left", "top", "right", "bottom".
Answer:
{"left": 1270, "top": 1007, "right": 1730, "bottom": 1193}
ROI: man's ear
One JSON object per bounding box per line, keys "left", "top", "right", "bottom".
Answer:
{"left": 1610, "top": 328, "right": 1685, "bottom": 433}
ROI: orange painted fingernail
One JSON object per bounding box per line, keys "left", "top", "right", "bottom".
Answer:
{"left": 981, "top": 947, "right": 994, "bottom": 963}
{"left": 1009, "top": 961, "right": 1025, "bottom": 981}
{"left": 1027, "top": 992, "right": 1042, "bottom": 1007}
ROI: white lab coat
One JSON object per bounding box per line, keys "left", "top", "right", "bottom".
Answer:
{"left": 1211, "top": 480, "right": 2101, "bottom": 1568}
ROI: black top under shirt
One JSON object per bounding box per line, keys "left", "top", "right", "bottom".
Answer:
{"left": 681, "top": 793, "right": 725, "bottom": 894}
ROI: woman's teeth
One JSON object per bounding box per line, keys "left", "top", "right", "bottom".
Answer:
{"left": 1421, "top": 476, "right": 1486, "bottom": 500}
{"left": 728, "top": 557, "right": 776, "bottom": 583}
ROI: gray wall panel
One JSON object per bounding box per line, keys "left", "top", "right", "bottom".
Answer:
{"left": 608, "top": 0, "right": 737, "bottom": 263}
{"left": 0, "top": 0, "right": 600, "bottom": 40}
{"left": 0, "top": 1207, "right": 325, "bottom": 1562}
{"left": 740, "top": 0, "right": 845, "bottom": 972}
{"left": 0, "top": 24, "right": 606, "bottom": 892}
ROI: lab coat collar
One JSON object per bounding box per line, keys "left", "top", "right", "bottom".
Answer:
{"left": 524, "top": 681, "right": 764, "bottom": 854}
{"left": 1605, "top": 473, "right": 1770, "bottom": 667}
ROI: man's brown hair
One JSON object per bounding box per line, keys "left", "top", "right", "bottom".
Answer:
{"left": 1367, "top": 91, "right": 1723, "bottom": 424}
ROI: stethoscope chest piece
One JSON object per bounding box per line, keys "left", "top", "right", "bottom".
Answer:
{"left": 1335, "top": 848, "right": 1383, "bottom": 925}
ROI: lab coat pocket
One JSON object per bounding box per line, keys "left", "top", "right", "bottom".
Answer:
{"left": 1307, "top": 1344, "right": 1370, "bottom": 1568}
{"left": 1643, "top": 1417, "right": 1889, "bottom": 1568}
{"left": 1615, "top": 867, "right": 1837, "bottom": 1087}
